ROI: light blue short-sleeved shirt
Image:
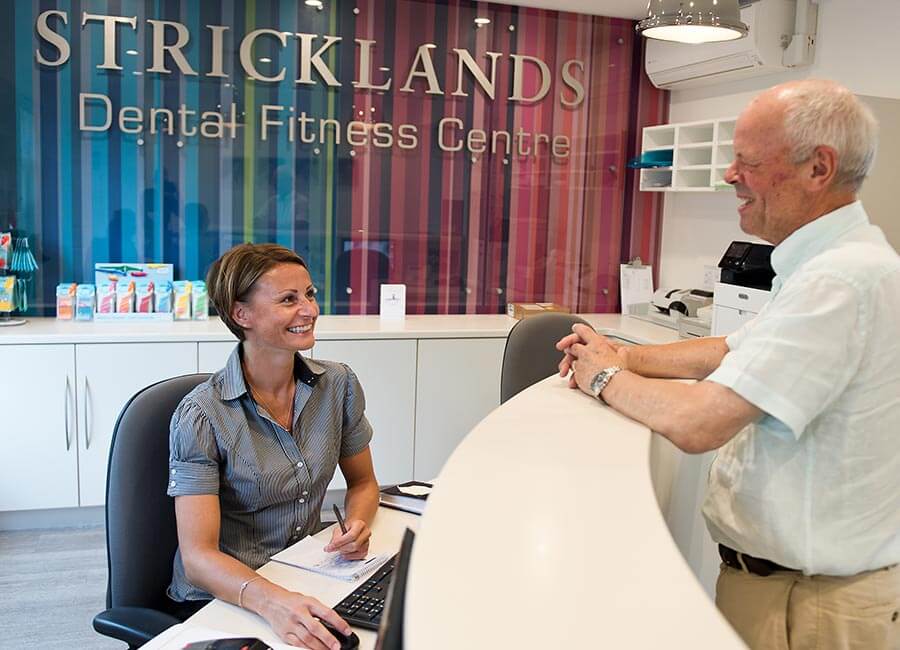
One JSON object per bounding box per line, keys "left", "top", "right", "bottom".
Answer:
{"left": 166, "top": 344, "right": 373, "bottom": 601}
{"left": 703, "top": 201, "right": 900, "bottom": 576}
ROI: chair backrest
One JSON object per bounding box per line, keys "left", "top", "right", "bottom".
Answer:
{"left": 500, "top": 312, "right": 590, "bottom": 403}
{"left": 104, "top": 373, "right": 211, "bottom": 611}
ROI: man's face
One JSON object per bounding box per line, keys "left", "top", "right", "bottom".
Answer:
{"left": 724, "top": 97, "right": 809, "bottom": 244}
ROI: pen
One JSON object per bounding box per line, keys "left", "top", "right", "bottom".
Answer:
{"left": 332, "top": 504, "right": 348, "bottom": 535}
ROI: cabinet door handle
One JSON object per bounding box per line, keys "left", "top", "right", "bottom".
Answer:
{"left": 83, "top": 378, "right": 91, "bottom": 450}
{"left": 64, "top": 376, "right": 71, "bottom": 451}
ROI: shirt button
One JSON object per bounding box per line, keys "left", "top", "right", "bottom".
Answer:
{"left": 302, "top": 490, "right": 309, "bottom": 496}
{"left": 296, "top": 462, "right": 304, "bottom": 468}
{"left": 295, "top": 525, "right": 302, "bottom": 531}
{"left": 298, "top": 498, "right": 306, "bottom": 504}
{"left": 169, "top": 480, "right": 176, "bottom": 487}
{"left": 171, "top": 469, "right": 177, "bottom": 475}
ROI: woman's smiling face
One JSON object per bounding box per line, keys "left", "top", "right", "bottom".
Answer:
{"left": 235, "top": 262, "right": 319, "bottom": 352}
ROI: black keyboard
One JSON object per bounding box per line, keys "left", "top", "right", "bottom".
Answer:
{"left": 332, "top": 555, "right": 397, "bottom": 630}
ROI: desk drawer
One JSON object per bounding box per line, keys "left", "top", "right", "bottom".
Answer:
{"left": 712, "top": 305, "right": 756, "bottom": 336}
{"left": 713, "top": 282, "right": 770, "bottom": 312}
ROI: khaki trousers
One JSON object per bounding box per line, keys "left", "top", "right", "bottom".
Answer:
{"left": 715, "top": 563, "right": 900, "bottom": 650}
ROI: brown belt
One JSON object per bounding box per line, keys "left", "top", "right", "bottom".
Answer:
{"left": 718, "top": 544, "right": 798, "bottom": 577}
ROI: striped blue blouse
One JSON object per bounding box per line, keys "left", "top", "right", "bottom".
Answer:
{"left": 166, "top": 343, "right": 373, "bottom": 602}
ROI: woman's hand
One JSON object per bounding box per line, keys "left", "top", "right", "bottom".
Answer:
{"left": 324, "top": 519, "right": 372, "bottom": 560}
{"left": 257, "top": 585, "right": 351, "bottom": 650}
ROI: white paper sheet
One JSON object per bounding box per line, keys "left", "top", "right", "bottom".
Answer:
{"left": 619, "top": 264, "right": 653, "bottom": 314}
{"left": 270, "top": 536, "right": 390, "bottom": 581}
{"left": 396, "top": 483, "right": 431, "bottom": 497}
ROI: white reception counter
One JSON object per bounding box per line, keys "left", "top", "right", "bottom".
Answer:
{"left": 406, "top": 374, "right": 743, "bottom": 648}
{"left": 2, "top": 314, "right": 738, "bottom": 646}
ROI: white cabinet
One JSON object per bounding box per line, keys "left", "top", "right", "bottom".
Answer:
{"left": 0, "top": 345, "right": 79, "bottom": 511}
{"left": 639, "top": 117, "right": 736, "bottom": 192}
{"left": 0, "top": 327, "right": 513, "bottom": 513}
{"left": 199, "top": 340, "right": 315, "bottom": 376}
{"left": 198, "top": 340, "right": 238, "bottom": 373}
{"left": 312, "top": 340, "right": 417, "bottom": 488}
{"left": 413, "top": 338, "right": 506, "bottom": 480}
{"left": 75, "top": 343, "right": 197, "bottom": 506}
{"left": 711, "top": 306, "right": 747, "bottom": 337}
{"left": 711, "top": 282, "right": 771, "bottom": 336}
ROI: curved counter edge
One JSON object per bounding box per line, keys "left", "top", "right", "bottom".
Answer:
{"left": 406, "top": 375, "right": 744, "bottom": 649}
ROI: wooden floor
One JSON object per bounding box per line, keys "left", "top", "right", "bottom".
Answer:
{"left": 0, "top": 526, "right": 122, "bottom": 649}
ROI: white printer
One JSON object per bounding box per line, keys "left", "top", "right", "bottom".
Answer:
{"left": 712, "top": 241, "right": 774, "bottom": 336}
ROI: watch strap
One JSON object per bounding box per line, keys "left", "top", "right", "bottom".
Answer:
{"left": 590, "top": 366, "right": 623, "bottom": 403}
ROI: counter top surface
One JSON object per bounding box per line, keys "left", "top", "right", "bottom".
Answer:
{"left": 0, "top": 314, "right": 680, "bottom": 345}
{"left": 406, "top": 375, "right": 744, "bottom": 648}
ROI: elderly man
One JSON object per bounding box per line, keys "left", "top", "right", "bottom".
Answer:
{"left": 558, "top": 79, "right": 899, "bottom": 649}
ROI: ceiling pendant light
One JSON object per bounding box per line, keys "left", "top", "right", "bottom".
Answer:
{"left": 637, "top": 0, "right": 749, "bottom": 44}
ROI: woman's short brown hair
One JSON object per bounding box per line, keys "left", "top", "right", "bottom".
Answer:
{"left": 206, "top": 243, "right": 308, "bottom": 341}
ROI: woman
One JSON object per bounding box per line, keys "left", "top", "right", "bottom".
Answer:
{"left": 166, "top": 243, "right": 379, "bottom": 650}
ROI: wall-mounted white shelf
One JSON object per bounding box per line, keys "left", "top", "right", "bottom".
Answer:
{"left": 638, "top": 117, "right": 737, "bottom": 192}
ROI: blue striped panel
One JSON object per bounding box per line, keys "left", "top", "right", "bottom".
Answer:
{"left": 1, "top": 1, "right": 665, "bottom": 316}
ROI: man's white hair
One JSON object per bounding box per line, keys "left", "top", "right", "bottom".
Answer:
{"left": 778, "top": 80, "right": 879, "bottom": 192}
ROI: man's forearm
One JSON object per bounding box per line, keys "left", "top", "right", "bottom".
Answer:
{"left": 602, "top": 372, "right": 760, "bottom": 454}
{"left": 622, "top": 336, "right": 728, "bottom": 380}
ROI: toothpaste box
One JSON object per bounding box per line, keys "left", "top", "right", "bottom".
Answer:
{"left": 173, "top": 281, "right": 192, "bottom": 320}
{"left": 75, "top": 284, "right": 96, "bottom": 320}
{"left": 191, "top": 281, "right": 208, "bottom": 320}
{"left": 0, "top": 276, "right": 16, "bottom": 312}
{"left": 56, "top": 283, "right": 77, "bottom": 319}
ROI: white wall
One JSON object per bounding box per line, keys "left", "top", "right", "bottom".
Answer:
{"left": 655, "top": 0, "right": 900, "bottom": 596}
{"left": 658, "top": 0, "right": 900, "bottom": 289}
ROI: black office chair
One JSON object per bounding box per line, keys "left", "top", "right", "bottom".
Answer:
{"left": 500, "top": 312, "right": 590, "bottom": 403}
{"left": 92, "top": 373, "right": 211, "bottom": 649}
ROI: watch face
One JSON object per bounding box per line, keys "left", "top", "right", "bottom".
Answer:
{"left": 590, "top": 367, "right": 621, "bottom": 399}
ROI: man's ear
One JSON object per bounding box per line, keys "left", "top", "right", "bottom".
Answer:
{"left": 807, "top": 145, "right": 839, "bottom": 191}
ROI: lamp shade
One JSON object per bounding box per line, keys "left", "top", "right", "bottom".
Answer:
{"left": 636, "top": 0, "right": 749, "bottom": 44}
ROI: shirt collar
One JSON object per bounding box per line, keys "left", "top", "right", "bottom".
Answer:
{"left": 221, "top": 343, "right": 326, "bottom": 401}
{"left": 770, "top": 201, "right": 869, "bottom": 281}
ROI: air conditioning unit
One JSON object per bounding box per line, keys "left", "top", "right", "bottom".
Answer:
{"left": 645, "top": 0, "right": 815, "bottom": 90}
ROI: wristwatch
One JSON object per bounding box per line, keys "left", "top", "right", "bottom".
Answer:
{"left": 590, "top": 366, "right": 623, "bottom": 403}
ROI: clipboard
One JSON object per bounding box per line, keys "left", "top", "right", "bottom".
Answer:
{"left": 619, "top": 259, "right": 653, "bottom": 314}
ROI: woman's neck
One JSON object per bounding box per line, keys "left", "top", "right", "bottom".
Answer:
{"left": 240, "top": 340, "right": 296, "bottom": 396}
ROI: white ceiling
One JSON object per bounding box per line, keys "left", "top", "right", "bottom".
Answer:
{"left": 488, "top": 0, "right": 648, "bottom": 20}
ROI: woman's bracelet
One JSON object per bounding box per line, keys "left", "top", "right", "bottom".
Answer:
{"left": 237, "top": 575, "right": 263, "bottom": 609}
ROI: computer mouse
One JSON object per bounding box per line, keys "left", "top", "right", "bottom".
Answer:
{"left": 319, "top": 620, "right": 360, "bottom": 650}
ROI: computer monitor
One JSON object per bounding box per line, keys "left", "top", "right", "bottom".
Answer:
{"left": 374, "top": 528, "right": 415, "bottom": 650}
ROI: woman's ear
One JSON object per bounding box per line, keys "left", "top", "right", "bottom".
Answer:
{"left": 231, "top": 301, "right": 252, "bottom": 330}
